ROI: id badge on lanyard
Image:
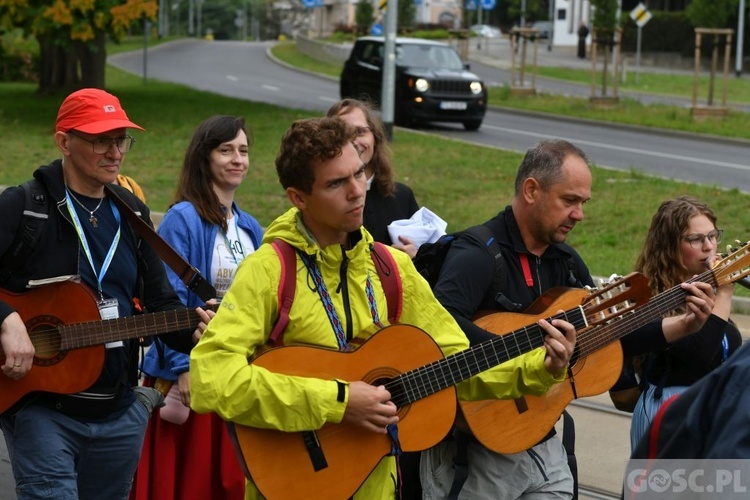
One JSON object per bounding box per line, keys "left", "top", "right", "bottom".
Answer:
{"left": 98, "top": 298, "right": 123, "bottom": 349}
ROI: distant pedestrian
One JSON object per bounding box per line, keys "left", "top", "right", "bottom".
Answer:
{"left": 578, "top": 21, "right": 590, "bottom": 59}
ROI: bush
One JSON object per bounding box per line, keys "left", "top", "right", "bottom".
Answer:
{"left": 620, "top": 12, "right": 696, "bottom": 57}
{"left": 0, "top": 30, "right": 39, "bottom": 83}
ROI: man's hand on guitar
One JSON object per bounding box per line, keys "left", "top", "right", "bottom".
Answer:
{"left": 1, "top": 312, "right": 35, "bottom": 379}
{"left": 539, "top": 314, "right": 576, "bottom": 378}
{"left": 192, "top": 306, "right": 216, "bottom": 344}
{"left": 342, "top": 382, "right": 398, "bottom": 434}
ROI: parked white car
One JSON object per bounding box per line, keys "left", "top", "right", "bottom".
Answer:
{"left": 470, "top": 24, "right": 502, "bottom": 38}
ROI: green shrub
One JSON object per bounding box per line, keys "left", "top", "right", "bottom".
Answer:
{"left": 0, "top": 30, "right": 39, "bottom": 83}
{"left": 620, "top": 12, "right": 696, "bottom": 57}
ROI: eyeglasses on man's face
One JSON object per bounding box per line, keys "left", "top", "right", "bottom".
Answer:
{"left": 68, "top": 130, "right": 135, "bottom": 154}
{"left": 683, "top": 229, "right": 723, "bottom": 249}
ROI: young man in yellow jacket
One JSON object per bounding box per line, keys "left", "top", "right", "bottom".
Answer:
{"left": 189, "top": 117, "right": 577, "bottom": 499}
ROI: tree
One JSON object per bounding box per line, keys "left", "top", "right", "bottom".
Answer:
{"left": 0, "top": 0, "right": 157, "bottom": 93}
{"left": 590, "top": 0, "right": 619, "bottom": 100}
{"left": 397, "top": 0, "right": 414, "bottom": 32}
{"left": 355, "top": 0, "right": 374, "bottom": 35}
{"left": 686, "top": 0, "right": 739, "bottom": 29}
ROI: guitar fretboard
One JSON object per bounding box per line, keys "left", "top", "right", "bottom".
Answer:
{"left": 51, "top": 309, "right": 204, "bottom": 351}
{"left": 387, "top": 306, "right": 588, "bottom": 408}
{"left": 577, "top": 269, "right": 720, "bottom": 358}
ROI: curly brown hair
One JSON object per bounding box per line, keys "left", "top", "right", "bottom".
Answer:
{"left": 635, "top": 196, "right": 718, "bottom": 294}
{"left": 326, "top": 98, "right": 396, "bottom": 197}
{"left": 275, "top": 117, "right": 357, "bottom": 194}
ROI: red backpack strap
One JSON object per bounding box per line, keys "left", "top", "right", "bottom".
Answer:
{"left": 268, "top": 239, "right": 297, "bottom": 347}
{"left": 372, "top": 242, "right": 403, "bottom": 324}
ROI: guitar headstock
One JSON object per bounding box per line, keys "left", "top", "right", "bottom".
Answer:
{"left": 713, "top": 240, "right": 750, "bottom": 287}
{"left": 582, "top": 272, "right": 651, "bottom": 328}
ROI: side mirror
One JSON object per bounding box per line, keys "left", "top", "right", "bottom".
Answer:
{"left": 464, "top": 62, "right": 471, "bottom": 71}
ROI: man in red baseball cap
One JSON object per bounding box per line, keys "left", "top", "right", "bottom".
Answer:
{"left": 0, "top": 88, "right": 213, "bottom": 499}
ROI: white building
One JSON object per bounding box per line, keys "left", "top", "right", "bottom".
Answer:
{"left": 551, "top": 0, "right": 592, "bottom": 47}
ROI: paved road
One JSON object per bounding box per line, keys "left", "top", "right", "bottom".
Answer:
{"left": 110, "top": 40, "right": 750, "bottom": 193}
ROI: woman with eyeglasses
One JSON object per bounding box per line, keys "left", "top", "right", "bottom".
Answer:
{"left": 327, "top": 99, "right": 420, "bottom": 257}
{"left": 129, "top": 116, "right": 263, "bottom": 500}
{"left": 627, "top": 196, "right": 740, "bottom": 451}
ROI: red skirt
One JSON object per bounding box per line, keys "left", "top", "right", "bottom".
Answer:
{"left": 130, "top": 384, "right": 245, "bottom": 500}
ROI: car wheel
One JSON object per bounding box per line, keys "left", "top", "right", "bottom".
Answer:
{"left": 463, "top": 120, "right": 482, "bottom": 131}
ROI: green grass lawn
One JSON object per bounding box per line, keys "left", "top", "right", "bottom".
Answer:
{"left": 2, "top": 62, "right": 750, "bottom": 280}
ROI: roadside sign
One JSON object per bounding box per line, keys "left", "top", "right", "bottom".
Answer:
{"left": 479, "top": 0, "right": 495, "bottom": 9}
{"left": 629, "top": 2, "right": 652, "bottom": 28}
{"left": 371, "top": 23, "right": 383, "bottom": 36}
{"left": 301, "top": 0, "right": 316, "bottom": 7}
{"left": 465, "top": 0, "right": 476, "bottom": 11}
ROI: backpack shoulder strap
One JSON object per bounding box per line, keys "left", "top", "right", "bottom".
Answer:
{"left": 463, "top": 224, "right": 505, "bottom": 295}
{"left": 268, "top": 239, "right": 297, "bottom": 347}
{"left": 268, "top": 240, "right": 404, "bottom": 347}
{"left": 371, "top": 242, "right": 403, "bottom": 324}
{"left": 0, "top": 179, "right": 50, "bottom": 284}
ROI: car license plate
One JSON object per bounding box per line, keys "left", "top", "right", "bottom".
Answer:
{"left": 440, "top": 101, "right": 468, "bottom": 110}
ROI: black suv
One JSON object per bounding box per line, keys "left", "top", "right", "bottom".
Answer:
{"left": 340, "top": 37, "right": 487, "bottom": 131}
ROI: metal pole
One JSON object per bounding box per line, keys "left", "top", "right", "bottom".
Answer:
{"left": 197, "top": 0, "right": 202, "bottom": 38}
{"left": 477, "top": 6, "right": 482, "bottom": 50}
{"left": 737, "top": 0, "right": 745, "bottom": 77}
{"left": 143, "top": 19, "right": 149, "bottom": 84}
{"left": 381, "top": 0, "right": 398, "bottom": 141}
{"left": 243, "top": 0, "right": 248, "bottom": 40}
{"left": 636, "top": 25, "right": 642, "bottom": 84}
{"left": 521, "top": 0, "right": 526, "bottom": 27}
{"left": 547, "top": 0, "right": 553, "bottom": 51}
{"left": 188, "top": 0, "right": 194, "bottom": 35}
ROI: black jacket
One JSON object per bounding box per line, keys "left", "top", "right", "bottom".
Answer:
{"left": 434, "top": 206, "right": 594, "bottom": 345}
{"left": 0, "top": 160, "right": 193, "bottom": 416}
{"left": 363, "top": 181, "right": 419, "bottom": 245}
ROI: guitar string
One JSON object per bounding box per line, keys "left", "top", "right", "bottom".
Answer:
{"left": 21, "top": 310, "right": 203, "bottom": 351}
{"left": 390, "top": 308, "right": 589, "bottom": 406}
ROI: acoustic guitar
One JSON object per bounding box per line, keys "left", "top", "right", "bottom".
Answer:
{"left": 227, "top": 272, "right": 650, "bottom": 500}
{"left": 461, "top": 240, "right": 750, "bottom": 455}
{"left": 0, "top": 280, "right": 208, "bottom": 414}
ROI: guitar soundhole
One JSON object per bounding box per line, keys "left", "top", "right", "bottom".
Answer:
{"left": 26, "top": 315, "right": 65, "bottom": 363}
{"left": 363, "top": 368, "right": 411, "bottom": 417}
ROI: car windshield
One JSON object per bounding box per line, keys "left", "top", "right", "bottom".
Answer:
{"left": 396, "top": 44, "right": 465, "bottom": 70}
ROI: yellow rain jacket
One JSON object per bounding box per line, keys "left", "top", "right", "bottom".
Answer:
{"left": 190, "top": 208, "right": 562, "bottom": 500}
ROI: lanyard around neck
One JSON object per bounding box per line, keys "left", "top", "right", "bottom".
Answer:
{"left": 65, "top": 191, "right": 121, "bottom": 300}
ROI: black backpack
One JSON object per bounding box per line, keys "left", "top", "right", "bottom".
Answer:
{"left": 413, "top": 224, "right": 505, "bottom": 290}
{"left": 0, "top": 179, "right": 49, "bottom": 284}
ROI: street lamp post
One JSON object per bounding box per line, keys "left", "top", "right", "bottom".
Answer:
{"left": 737, "top": 0, "right": 746, "bottom": 77}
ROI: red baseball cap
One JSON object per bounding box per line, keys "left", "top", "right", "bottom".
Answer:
{"left": 55, "top": 88, "right": 145, "bottom": 134}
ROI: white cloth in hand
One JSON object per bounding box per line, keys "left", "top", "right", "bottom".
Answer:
{"left": 387, "top": 207, "right": 447, "bottom": 249}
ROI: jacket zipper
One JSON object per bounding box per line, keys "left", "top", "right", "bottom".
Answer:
{"left": 338, "top": 247, "right": 354, "bottom": 341}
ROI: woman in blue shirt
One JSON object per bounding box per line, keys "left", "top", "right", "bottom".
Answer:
{"left": 130, "top": 116, "right": 263, "bottom": 500}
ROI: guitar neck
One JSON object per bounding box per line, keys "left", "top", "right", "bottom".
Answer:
{"left": 58, "top": 309, "right": 202, "bottom": 350}
{"left": 578, "top": 270, "right": 718, "bottom": 357}
{"left": 388, "top": 306, "right": 588, "bottom": 407}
